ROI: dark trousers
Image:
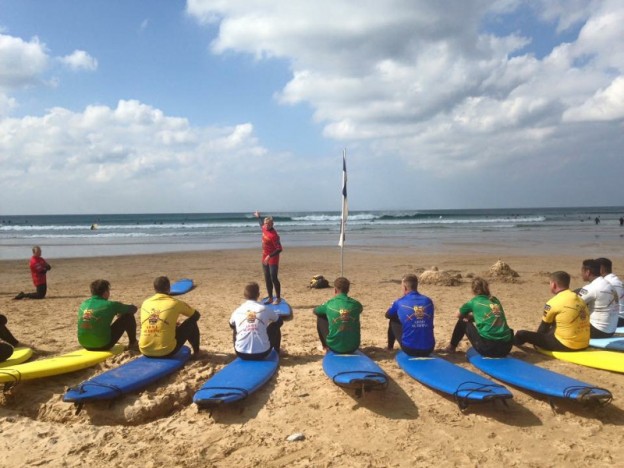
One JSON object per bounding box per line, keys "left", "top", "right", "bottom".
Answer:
{"left": 590, "top": 324, "right": 614, "bottom": 339}
{"left": 514, "top": 330, "right": 578, "bottom": 351}
{"left": 233, "top": 318, "right": 283, "bottom": 360}
{"left": 450, "top": 319, "right": 512, "bottom": 357}
{"left": 0, "top": 315, "right": 18, "bottom": 363}
{"left": 85, "top": 314, "right": 137, "bottom": 351}
{"left": 387, "top": 318, "right": 433, "bottom": 356}
{"left": 618, "top": 317, "right": 624, "bottom": 327}
{"left": 262, "top": 263, "right": 281, "bottom": 299}
{"left": 25, "top": 284, "right": 47, "bottom": 299}
{"left": 168, "top": 317, "right": 201, "bottom": 356}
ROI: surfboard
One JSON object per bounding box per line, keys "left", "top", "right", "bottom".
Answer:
{"left": 261, "top": 297, "right": 293, "bottom": 318}
{"left": 193, "top": 349, "right": 279, "bottom": 407}
{"left": 63, "top": 346, "right": 191, "bottom": 403}
{"left": 0, "top": 347, "right": 33, "bottom": 369}
{"left": 396, "top": 351, "right": 512, "bottom": 408}
{"left": 536, "top": 347, "right": 624, "bottom": 374}
{"left": 467, "top": 348, "right": 612, "bottom": 403}
{"left": 616, "top": 326, "right": 624, "bottom": 334}
{"left": 170, "top": 278, "right": 194, "bottom": 295}
{"left": 590, "top": 336, "right": 624, "bottom": 351}
{"left": 0, "top": 345, "right": 124, "bottom": 385}
{"left": 322, "top": 350, "right": 388, "bottom": 395}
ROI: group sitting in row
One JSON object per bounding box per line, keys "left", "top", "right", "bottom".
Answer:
{"left": 1, "top": 256, "right": 622, "bottom": 364}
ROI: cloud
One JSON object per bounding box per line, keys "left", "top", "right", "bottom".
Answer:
{"left": 59, "top": 50, "right": 98, "bottom": 71}
{"left": 187, "top": 1, "right": 624, "bottom": 179}
{"left": 0, "top": 34, "right": 49, "bottom": 90}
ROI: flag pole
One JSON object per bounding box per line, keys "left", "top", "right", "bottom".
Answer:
{"left": 339, "top": 148, "right": 348, "bottom": 276}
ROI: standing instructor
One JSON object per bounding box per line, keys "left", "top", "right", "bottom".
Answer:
{"left": 254, "top": 211, "right": 282, "bottom": 305}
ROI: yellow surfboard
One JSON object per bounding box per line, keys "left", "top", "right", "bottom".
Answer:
{"left": 0, "top": 344, "right": 124, "bottom": 384}
{"left": 0, "top": 347, "right": 33, "bottom": 369}
{"left": 536, "top": 347, "right": 624, "bottom": 374}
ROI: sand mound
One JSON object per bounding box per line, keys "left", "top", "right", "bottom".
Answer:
{"left": 485, "top": 260, "right": 519, "bottom": 282}
{"left": 419, "top": 266, "right": 461, "bottom": 286}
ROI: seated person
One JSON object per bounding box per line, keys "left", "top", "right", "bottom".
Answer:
{"left": 229, "top": 282, "right": 283, "bottom": 360}
{"left": 578, "top": 259, "right": 618, "bottom": 338}
{"left": 385, "top": 274, "right": 435, "bottom": 356}
{"left": 595, "top": 257, "right": 624, "bottom": 328}
{"left": 77, "top": 279, "right": 138, "bottom": 351}
{"left": 140, "top": 276, "right": 201, "bottom": 358}
{"left": 444, "top": 277, "right": 513, "bottom": 357}
{"left": 514, "top": 271, "right": 590, "bottom": 351}
{"left": 0, "top": 314, "right": 20, "bottom": 362}
{"left": 313, "top": 277, "right": 362, "bottom": 354}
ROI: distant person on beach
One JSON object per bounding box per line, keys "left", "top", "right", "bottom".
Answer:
{"left": 385, "top": 274, "right": 435, "bottom": 356}
{"left": 595, "top": 257, "right": 624, "bottom": 328}
{"left": 514, "top": 271, "right": 589, "bottom": 351}
{"left": 254, "top": 211, "right": 283, "bottom": 305}
{"left": 139, "top": 276, "right": 201, "bottom": 358}
{"left": 444, "top": 277, "right": 513, "bottom": 357}
{"left": 14, "top": 245, "right": 51, "bottom": 300}
{"left": 77, "top": 280, "right": 138, "bottom": 351}
{"left": 229, "top": 282, "right": 283, "bottom": 360}
{"left": 577, "top": 259, "right": 618, "bottom": 338}
{"left": 313, "top": 277, "right": 363, "bottom": 354}
{"left": 0, "top": 314, "right": 21, "bottom": 362}
{"left": 620, "top": 217, "right": 624, "bottom": 227}
{"left": 595, "top": 216, "right": 600, "bottom": 225}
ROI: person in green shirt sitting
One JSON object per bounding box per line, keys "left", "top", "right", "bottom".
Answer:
{"left": 313, "top": 277, "right": 363, "bottom": 354}
{"left": 444, "top": 277, "right": 513, "bottom": 357}
{"left": 77, "top": 279, "right": 138, "bottom": 351}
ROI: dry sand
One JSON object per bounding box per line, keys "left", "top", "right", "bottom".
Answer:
{"left": 1, "top": 247, "right": 623, "bottom": 467}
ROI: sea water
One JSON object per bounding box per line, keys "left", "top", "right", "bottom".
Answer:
{"left": 1, "top": 207, "right": 623, "bottom": 259}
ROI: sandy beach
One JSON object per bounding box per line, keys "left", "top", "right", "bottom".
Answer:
{"left": 1, "top": 246, "right": 624, "bottom": 467}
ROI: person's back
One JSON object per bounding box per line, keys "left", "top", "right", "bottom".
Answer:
{"left": 596, "top": 257, "right": 624, "bottom": 326}
{"left": 386, "top": 274, "right": 434, "bottom": 355}
{"left": 579, "top": 259, "right": 618, "bottom": 335}
{"left": 464, "top": 294, "right": 512, "bottom": 342}
{"left": 314, "top": 277, "right": 362, "bottom": 354}
{"left": 546, "top": 289, "right": 590, "bottom": 350}
{"left": 230, "top": 282, "right": 281, "bottom": 359}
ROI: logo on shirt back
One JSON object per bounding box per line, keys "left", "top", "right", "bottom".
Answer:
{"left": 405, "top": 305, "right": 430, "bottom": 321}
{"left": 484, "top": 303, "right": 504, "bottom": 326}
{"left": 246, "top": 310, "right": 258, "bottom": 323}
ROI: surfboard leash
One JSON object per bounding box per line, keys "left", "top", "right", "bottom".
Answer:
{"left": 454, "top": 381, "right": 509, "bottom": 410}
{"left": 563, "top": 385, "right": 613, "bottom": 406}
{"left": 0, "top": 369, "right": 22, "bottom": 393}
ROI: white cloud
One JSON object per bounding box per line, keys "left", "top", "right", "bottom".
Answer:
{"left": 59, "top": 50, "right": 98, "bottom": 71}
{"left": 0, "top": 34, "right": 49, "bottom": 89}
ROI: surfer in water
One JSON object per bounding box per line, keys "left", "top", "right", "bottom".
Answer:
{"left": 229, "top": 282, "right": 283, "bottom": 360}
{"left": 514, "top": 271, "right": 590, "bottom": 351}
{"left": 0, "top": 314, "right": 20, "bottom": 362}
{"left": 254, "top": 211, "right": 282, "bottom": 305}
{"left": 444, "top": 277, "right": 513, "bottom": 357}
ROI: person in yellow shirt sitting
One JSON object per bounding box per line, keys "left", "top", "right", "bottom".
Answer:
{"left": 514, "top": 271, "right": 590, "bottom": 351}
{"left": 139, "top": 276, "right": 201, "bottom": 358}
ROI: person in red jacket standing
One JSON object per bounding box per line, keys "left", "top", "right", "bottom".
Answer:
{"left": 14, "top": 245, "right": 51, "bottom": 300}
{"left": 254, "top": 211, "right": 283, "bottom": 304}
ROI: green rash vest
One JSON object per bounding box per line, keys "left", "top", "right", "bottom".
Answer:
{"left": 77, "top": 296, "right": 134, "bottom": 348}
{"left": 459, "top": 295, "right": 512, "bottom": 342}
{"left": 314, "top": 293, "right": 363, "bottom": 353}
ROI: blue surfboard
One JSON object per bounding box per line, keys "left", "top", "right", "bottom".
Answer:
{"left": 63, "top": 346, "right": 191, "bottom": 403}
{"left": 193, "top": 349, "right": 279, "bottom": 407}
{"left": 590, "top": 336, "right": 624, "bottom": 351}
{"left": 466, "top": 348, "right": 612, "bottom": 404}
{"left": 170, "top": 278, "right": 194, "bottom": 295}
{"left": 396, "top": 351, "right": 512, "bottom": 408}
{"left": 616, "top": 326, "right": 624, "bottom": 334}
{"left": 261, "top": 297, "right": 292, "bottom": 318}
{"left": 322, "top": 350, "right": 388, "bottom": 394}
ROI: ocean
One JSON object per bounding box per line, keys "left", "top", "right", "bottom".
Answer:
{"left": 1, "top": 207, "right": 624, "bottom": 260}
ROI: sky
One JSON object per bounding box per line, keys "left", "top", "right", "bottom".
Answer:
{"left": 0, "top": 0, "right": 622, "bottom": 215}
